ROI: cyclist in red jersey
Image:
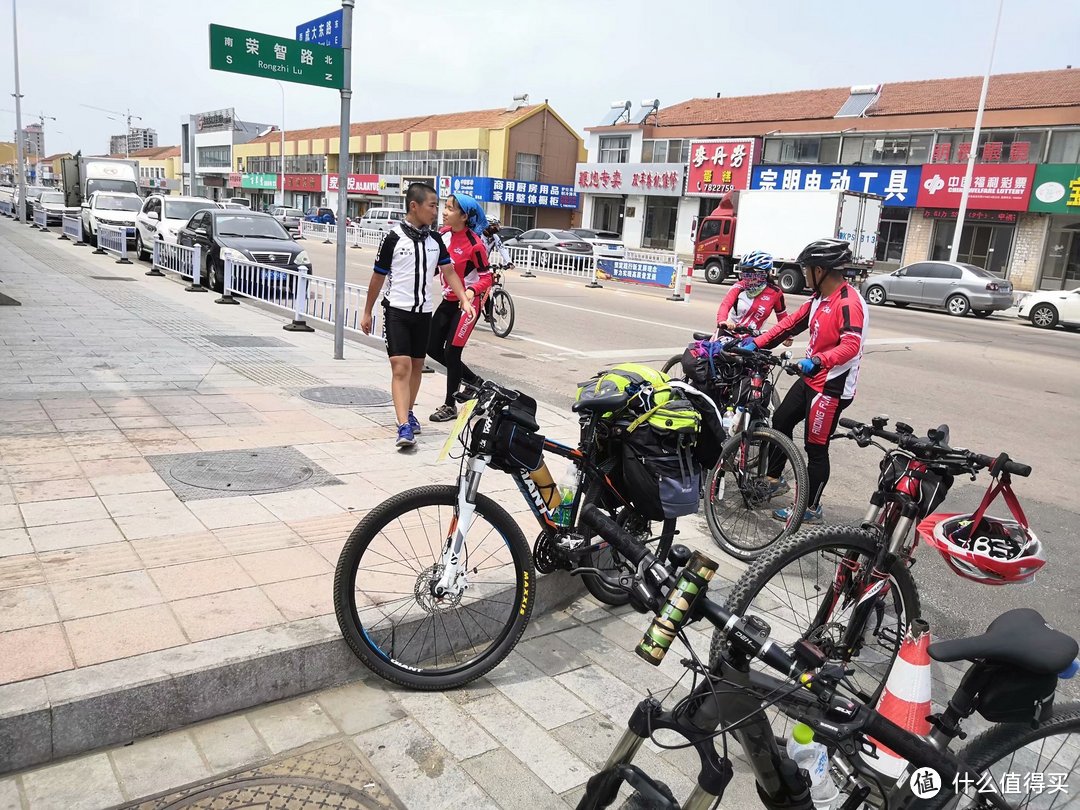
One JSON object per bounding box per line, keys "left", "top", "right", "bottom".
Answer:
{"left": 743, "top": 238, "right": 868, "bottom": 523}
{"left": 717, "top": 250, "right": 791, "bottom": 342}
{"left": 427, "top": 192, "right": 493, "bottom": 422}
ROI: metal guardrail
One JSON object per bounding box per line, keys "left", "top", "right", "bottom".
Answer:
{"left": 624, "top": 247, "right": 679, "bottom": 264}
{"left": 33, "top": 207, "right": 48, "bottom": 231}
{"left": 298, "top": 220, "right": 336, "bottom": 243}
{"left": 151, "top": 239, "right": 204, "bottom": 291}
{"left": 60, "top": 215, "right": 84, "bottom": 244}
{"left": 96, "top": 224, "right": 133, "bottom": 264}
{"left": 0, "top": 199, "right": 13, "bottom": 217}
{"left": 345, "top": 225, "right": 384, "bottom": 250}
{"left": 505, "top": 244, "right": 597, "bottom": 282}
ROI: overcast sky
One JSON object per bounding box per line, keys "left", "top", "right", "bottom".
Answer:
{"left": 3, "top": 0, "right": 1078, "bottom": 157}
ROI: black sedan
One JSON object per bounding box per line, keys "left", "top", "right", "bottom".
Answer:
{"left": 178, "top": 210, "right": 312, "bottom": 295}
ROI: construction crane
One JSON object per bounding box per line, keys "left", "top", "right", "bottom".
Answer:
{"left": 81, "top": 104, "right": 142, "bottom": 158}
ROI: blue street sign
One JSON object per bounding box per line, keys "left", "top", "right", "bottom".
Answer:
{"left": 749, "top": 164, "right": 923, "bottom": 207}
{"left": 296, "top": 9, "right": 344, "bottom": 48}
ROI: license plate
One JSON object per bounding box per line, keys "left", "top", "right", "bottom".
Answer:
{"left": 438, "top": 398, "right": 476, "bottom": 462}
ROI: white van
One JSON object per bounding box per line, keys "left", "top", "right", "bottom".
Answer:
{"left": 358, "top": 207, "right": 407, "bottom": 233}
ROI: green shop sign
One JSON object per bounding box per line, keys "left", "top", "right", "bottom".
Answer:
{"left": 209, "top": 24, "right": 344, "bottom": 90}
{"left": 241, "top": 173, "right": 278, "bottom": 190}
{"left": 1029, "top": 164, "right": 1080, "bottom": 214}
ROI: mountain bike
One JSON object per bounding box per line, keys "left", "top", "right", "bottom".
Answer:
{"left": 483, "top": 265, "right": 515, "bottom": 338}
{"left": 575, "top": 506, "right": 1079, "bottom": 810}
{"left": 710, "top": 415, "right": 1038, "bottom": 729}
{"left": 333, "top": 378, "right": 688, "bottom": 689}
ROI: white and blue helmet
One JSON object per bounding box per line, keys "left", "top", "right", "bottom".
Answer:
{"left": 738, "top": 251, "right": 774, "bottom": 294}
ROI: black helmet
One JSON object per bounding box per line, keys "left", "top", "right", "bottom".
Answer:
{"left": 797, "top": 238, "right": 852, "bottom": 270}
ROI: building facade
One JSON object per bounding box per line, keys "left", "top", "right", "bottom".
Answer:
{"left": 230, "top": 99, "right": 584, "bottom": 224}
{"left": 578, "top": 69, "right": 1080, "bottom": 290}
{"left": 180, "top": 109, "right": 272, "bottom": 202}
{"left": 112, "top": 128, "right": 159, "bottom": 156}
{"left": 15, "top": 124, "right": 45, "bottom": 163}
{"left": 127, "top": 145, "right": 181, "bottom": 195}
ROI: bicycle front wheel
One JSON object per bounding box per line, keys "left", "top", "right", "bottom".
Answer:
{"left": 333, "top": 485, "right": 534, "bottom": 690}
{"left": 703, "top": 426, "right": 809, "bottom": 561}
{"left": 661, "top": 354, "right": 683, "bottom": 377}
{"left": 488, "top": 288, "right": 515, "bottom": 338}
{"left": 937, "top": 701, "right": 1080, "bottom": 809}
{"left": 712, "top": 526, "right": 919, "bottom": 721}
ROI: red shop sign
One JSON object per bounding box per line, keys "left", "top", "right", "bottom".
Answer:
{"left": 916, "top": 164, "right": 1035, "bottom": 211}
{"left": 227, "top": 172, "right": 242, "bottom": 188}
{"left": 922, "top": 208, "right": 1018, "bottom": 224}
{"left": 284, "top": 174, "right": 322, "bottom": 192}
{"left": 327, "top": 173, "right": 379, "bottom": 194}
{"left": 686, "top": 139, "right": 756, "bottom": 196}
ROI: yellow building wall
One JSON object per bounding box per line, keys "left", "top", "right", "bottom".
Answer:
{"left": 365, "top": 135, "right": 381, "bottom": 153}
{"left": 386, "top": 133, "right": 405, "bottom": 152}
{"left": 486, "top": 128, "right": 508, "bottom": 176}
{"left": 0, "top": 142, "right": 16, "bottom": 165}
{"left": 349, "top": 135, "right": 365, "bottom": 153}
{"left": 436, "top": 128, "right": 486, "bottom": 151}
{"left": 409, "top": 131, "right": 430, "bottom": 151}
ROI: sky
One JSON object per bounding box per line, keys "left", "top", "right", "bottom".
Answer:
{"left": 2, "top": 0, "right": 1079, "bottom": 158}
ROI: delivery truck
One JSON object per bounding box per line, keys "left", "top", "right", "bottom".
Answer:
{"left": 693, "top": 189, "right": 883, "bottom": 294}
{"left": 61, "top": 156, "right": 140, "bottom": 208}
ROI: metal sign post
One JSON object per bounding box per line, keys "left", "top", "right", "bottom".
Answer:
{"left": 332, "top": 1, "right": 354, "bottom": 360}
{"left": 11, "top": 0, "right": 27, "bottom": 224}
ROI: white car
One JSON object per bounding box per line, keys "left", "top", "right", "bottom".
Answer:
{"left": 571, "top": 228, "right": 626, "bottom": 259}
{"left": 134, "top": 194, "right": 217, "bottom": 260}
{"left": 80, "top": 191, "right": 141, "bottom": 246}
{"left": 1016, "top": 287, "right": 1080, "bottom": 330}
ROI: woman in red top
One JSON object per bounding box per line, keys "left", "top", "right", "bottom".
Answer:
{"left": 427, "top": 192, "right": 493, "bottom": 422}
{"left": 716, "top": 251, "right": 790, "bottom": 339}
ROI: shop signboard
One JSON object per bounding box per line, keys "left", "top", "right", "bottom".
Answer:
{"left": 923, "top": 208, "right": 1018, "bottom": 224}
{"left": 327, "top": 174, "right": 379, "bottom": 194}
{"left": 915, "top": 163, "right": 1035, "bottom": 211}
{"left": 574, "top": 163, "right": 683, "bottom": 197}
{"left": 451, "top": 176, "right": 578, "bottom": 208}
{"left": 1028, "top": 164, "right": 1080, "bottom": 214}
{"left": 241, "top": 173, "right": 278, "bottom": 190}
{"left": 751, "top": 165, "right": 922, "bottom": 207}
{"left": 284, "top": 173, "right": 323, "bottom": 192}
{"left": 227, "top": 172, "right": 242, "bottom": 188}
{"left": 196, "top": 108, "right": 235, "bottom": 133}
{"left": 596, "top": 258, "right": 676, "bottom": 289}
{"left": 686, "top": 139, "right": 756, "bottom": 196}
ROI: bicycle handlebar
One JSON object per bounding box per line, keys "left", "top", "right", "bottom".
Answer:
{"left": 837, "top": 417, "right": 1032, "bottom": 477}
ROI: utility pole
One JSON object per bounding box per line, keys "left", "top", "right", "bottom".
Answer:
{"left": 333, "top": 0, "right": 354, "bottom": 360}
{"left": 11, "top": 0, "right": 27, "bottom": 223}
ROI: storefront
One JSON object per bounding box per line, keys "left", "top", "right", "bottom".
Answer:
{"left": 241, "top": 172, "right": 278, "bottom": 212}
{"left": 914, "top": 163, "right": 1034, "bottom": 278}
{"left": 138, "top": 177, "right": 180, "bottom": 196}
{"left": 446, "top": 176, "right": 579, "bottom": 230}
{"left": 283, "top": 173, "right": 323, "bottom": 211}
{"left": 325, "top": 173, "right": 404, "bottom": 218}
{"left": 575, "top": 162, "right": 685, "bottom": 250}
{"left": 1030, "top": 164, "right": 1080, "bottom": 290}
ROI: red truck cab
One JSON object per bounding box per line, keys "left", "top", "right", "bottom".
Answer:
{"left": 693, "top": 195, "right": 737, "bottom": 284}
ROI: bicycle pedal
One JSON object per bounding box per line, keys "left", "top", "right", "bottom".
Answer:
{"left": 556, "top": 533, "right": 586, "bottom": 551}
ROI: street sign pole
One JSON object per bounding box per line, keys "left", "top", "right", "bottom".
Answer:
{"left": 11, "top": 0, "right": 27, "bottom": 224}
{"left": 333, "top": 0, "right": 354, "bottom": 361}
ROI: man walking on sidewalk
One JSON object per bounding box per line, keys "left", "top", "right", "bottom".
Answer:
{"left": 361, "top": 183, "right": 474, "bottom": 449}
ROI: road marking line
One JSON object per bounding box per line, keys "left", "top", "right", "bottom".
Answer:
{"left": 513, "top": 294, "right": 694, "bottom": 332}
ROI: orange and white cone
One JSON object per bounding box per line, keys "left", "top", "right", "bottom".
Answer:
{"left": 861, "top": 618, "right": 933, "bottom": 780}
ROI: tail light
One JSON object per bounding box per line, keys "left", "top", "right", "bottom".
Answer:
{"left": 556, "top": 242, "right": 584, "bottom": 248}
{"left": 986, "top": 282, "right": 1002, "bottom": 291}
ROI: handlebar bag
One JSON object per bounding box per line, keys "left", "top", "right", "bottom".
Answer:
{"left": 879, "top": 453, "right": 954, "bottom": 519}
{"left": 489, "top": 394, "right": 544, "bottom": 472}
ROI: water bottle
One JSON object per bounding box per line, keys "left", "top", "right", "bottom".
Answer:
{"left": 552, "top": 467, "right": 579, "bottom": 527}
{"left": 786, "top": 723, "right": 839, "bottom": 809}
{"left": 721, "top": 406, "right": 736, "bottom": 434}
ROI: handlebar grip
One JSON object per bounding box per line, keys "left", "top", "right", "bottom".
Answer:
{"left": 972, "top": 452, "right": 1032, "bottom": 478}
{"left": 579, "top": 506, "right": 650, "bottom": 567}
{"left": 838, "top": 418, "right": 860, "bottom": 430}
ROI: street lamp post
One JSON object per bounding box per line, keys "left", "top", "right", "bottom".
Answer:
{"left": 275, "top": 81, "right": 286, "bottom": 208}
{"left": 949, "top": 0, "right": 1004, "bottom": 263}
{"left": 11, "top": 0, "right": 27, "bottom": 223}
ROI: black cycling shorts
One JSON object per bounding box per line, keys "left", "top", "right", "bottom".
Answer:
{"left": 383, "top": 304, "right": 431, "bottom": 359}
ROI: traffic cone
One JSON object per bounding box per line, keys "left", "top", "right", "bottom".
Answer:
{"left": 861, "top": 618, "right": 932, "bottom": 780}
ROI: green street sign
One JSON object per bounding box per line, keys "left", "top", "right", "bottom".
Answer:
{"left": 1029, "top": 164, "right": 1080, "bottom": 214}
{"left": 209, "top": 23, "right": 344, "bottom": 90}
{"left": 242, "top": 173, "right": 278, "bottom": 190}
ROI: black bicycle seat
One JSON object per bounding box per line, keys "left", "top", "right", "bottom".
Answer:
{"left": 573, "top": 391, "right": 630, "bottom": 414}
{"left": 693, "top": 331, "right": 713, "bottom": 341}
{"left": 928, "top": 609, "right": 1078, "bottom": 675}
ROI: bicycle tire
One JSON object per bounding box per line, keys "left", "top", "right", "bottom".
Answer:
{"left": 926, "top": 701, "right": 1080, "bottom": 809}
{"left": 712, "top": 525, "right": 920, "bottom": 710}
{"left": 488, "top": 288, "right": 515, "bottom": 338}
{"left": 661, "top": 354, "right": 683, "bottom": 377}
{"left": 333, "top": 485, "right": 534, "bottom": 690}
{"left": 703, "top": 426, "right": 809, "bottom": 561}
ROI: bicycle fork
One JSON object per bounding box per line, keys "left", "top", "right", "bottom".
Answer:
{"left": 432, "top": 457, "right": 486, "bottom": 599}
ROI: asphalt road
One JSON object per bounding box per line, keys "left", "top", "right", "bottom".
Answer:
{"left": 236, "top": 240, "right": 1080, "bottom": 657}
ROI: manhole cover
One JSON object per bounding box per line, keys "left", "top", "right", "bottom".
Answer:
{"left": 145, "top": 446, "right": 342, "bottom": 501}
{"left": 90, "top": 275, "right": 137, "bottom": 281}
{"left": 124, "top": 740, "right": 402, "bottom": 810}
{"left": 300, "top": 385, "right": 392, "bottom": 407}
{"left": 203, "top": 335, "right": 291, "bottom": 348}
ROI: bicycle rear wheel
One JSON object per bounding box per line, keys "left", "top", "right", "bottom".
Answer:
{"left": 577, "top": 480, "right": 653, "bottom": 607}
{"left": 487, "top": 288, "right": 515, "bottom": 338}
{"left": 703, "top": 426, "right": 808, "bottom": 561}
{"left": 661, "top": 354, "right": 683, "bottom": 377}
{"left": 712, "top": 525, "right": 919, "bottom": 734}
{"left": 333, "top": 485, "right": 534, "bottom": 690}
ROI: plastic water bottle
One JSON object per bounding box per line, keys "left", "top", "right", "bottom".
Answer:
{"left": 721, "top": 406, "right": 736, "bottom": 434}
{"left": 787, "top": 723, "right": 839, "bottom": 809}
{"left": 552, "top": 468, "right": 579, "bottom": 527}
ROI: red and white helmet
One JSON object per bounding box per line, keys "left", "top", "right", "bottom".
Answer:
{"left": 917, "top": 513, "right": 1045, "bottom": 585}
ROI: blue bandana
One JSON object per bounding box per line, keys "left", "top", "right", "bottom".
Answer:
{"left": 451, "top": 192, "right": 489, "bottom": 237}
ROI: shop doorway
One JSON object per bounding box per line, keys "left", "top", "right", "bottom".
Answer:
{"left": 931, "top": 220, "right": 1014, "bottom": 276}
{"left": 592, "top": 196, "right": 625, "bottom": 234}
{"left": 643, "top": 198, "right": 678, "bottom": 250}
{"left": 1039, "top": 218, "right": 1080, "bottom": 290}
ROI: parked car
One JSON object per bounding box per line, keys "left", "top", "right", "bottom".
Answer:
{"left": 496, "top": 226, "right": 523, "bottom": 242}
{"left": 271, "top": 207, "right": 303, "bottom": 233}
{"left": 219, "top": 202, "right": 247, "bottom": 210}
{"left": 134, "top": 194, "right": 217, "bottom": 259}
{"left": 304, "top": 206, "right": 336, "bottom": 225}
{"left": 502, "top": 228, "right": 593, "bottom": 267}
{"left": 1016, "top": 287, "right": 1080, "bottom": 329}
{"left": 224, "top": 197, "right": 251, "bottom": 208}
{"left": 33, "top": 190, "right": 80, "bottom": 225}
{"left": 177, "top": 210, "right": 311, "bottom": 294}
{"left": 80, "top": 191, "right": 141, "bottom": 246}
{"left": 357, "top": 207, "right": 406, "bottom": 233}
{"left": 18, "top": 186, "right": 47, "bottom": 220}
{"left": 571, "top": 228, "right": 626, "bottom": 259}
{"left": 861, "top": 260, "right": 1014, "bottom": 317}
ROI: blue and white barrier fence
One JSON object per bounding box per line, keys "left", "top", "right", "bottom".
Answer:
{"left": 0, "top": 199, "right": 13, "bottom": 217}
{"left": 61, "top": 215, "right": 83, "bottom": 243}
{"left": 33, "top": 207, "right": 48, "bottom": 230}
{"left": 152, "top": 240, "right": 203, "bottom": 291}
{"left": 97, "top": 224, "right": 133, "bottom": 264}
{"left": 298, "top": 220, "right": 335, "bottom": 243}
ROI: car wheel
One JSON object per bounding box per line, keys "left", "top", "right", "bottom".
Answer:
{"left": 865, "top": 285, "right": 887, "bottom": 306}
{"left": 973, "top": 310, "right": 993, "bottom": 318}
{"left": 703, "top": 260, "right": 726, "bottom": 284}
{"left": 135, "top": 233, "right": 147, "bottom": 261}
{"left": 81, "top": 220, "right": 92, "bottom": 245}
{"left": 946, "top": 294, "right": 970, "bottom": 317}
{"left": 1029, "top": 303, "right": 1058, "bottom": 329}
{"left": 207, "top": 258, "right": 223, "bottom": 293}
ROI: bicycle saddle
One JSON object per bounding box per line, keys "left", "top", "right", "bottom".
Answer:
{"left": 693, "top": 331, "right": 713, "bottom": 341}
{"left": 928, "top": 609, "right": 1078, "bottom": 675}
{"left": 572, "top": 391, "right": 631, "bottom": 414}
